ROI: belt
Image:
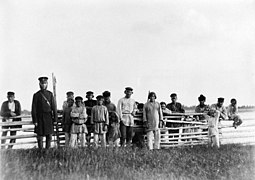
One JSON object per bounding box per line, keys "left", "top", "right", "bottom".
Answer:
{"left": 122, "top": 112, "right": 131, "bottom": 114}
{"left": 74, "top": 122, "right": 84, "bottom": 125}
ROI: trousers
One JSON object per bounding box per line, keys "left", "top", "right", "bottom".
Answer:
{"left": 37, "top": 134, "right": 52, "bottom": 149}
{"left": 94, "top": 133, "right": 106, "bottom": 148}
{"left": 147, "top": 130, "right": 160, "bottom": 150}
{"left": 70, "top": 133, "right": 86, "bottom": 148}
{"left": 120, "top": 122, "right": 133, "bottom": 146}
{"left": 1, "top": 130, "right": 17, "bottom": 149}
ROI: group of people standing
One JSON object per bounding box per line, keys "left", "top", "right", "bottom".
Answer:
{"left": 1, "top": 76, "right": 242, "bottom": 150}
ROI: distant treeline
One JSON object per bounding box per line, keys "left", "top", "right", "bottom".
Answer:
{"left": 21, "top": 105, "right": 255, "bottom": 115}
{"left": 184, "top": 105, "right": 255, "bottom": 112}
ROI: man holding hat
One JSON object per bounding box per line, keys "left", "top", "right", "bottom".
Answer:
{"left": 166, "top": 93, "right": 185, "bottom": 113}
{"left": 1, "top": 92, "right": 22, "bottom": 149}
{"left": 32, "top": 76, "right": 57, "bottom": 149}
{"left": 117, "top": 87, "right": 137, "bottom": 146}
{"left": 84, "top": 91, "right": 97, "bottom": 144}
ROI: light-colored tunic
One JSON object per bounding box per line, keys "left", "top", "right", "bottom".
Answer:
{"left": 91, "top": 105, "right": 109, "bottom": 134}
{"left": 70, "top": 105, "right": 88, "bottom": 134}
{"left": 227, "top": 104, "right": 238, "bottom": 119}
{"left": 143, "top": 101, "right": 163, "bottom": 131}
{"left": 117, "top": 97, "right": 137, "bottom": 126}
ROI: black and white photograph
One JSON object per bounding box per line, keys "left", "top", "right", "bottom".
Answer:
{"left": 0, "top": 0, "right": 255, "bottom": 179}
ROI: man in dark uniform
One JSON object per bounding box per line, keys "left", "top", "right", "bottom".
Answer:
{"left": 1, "top": 92, "right": 22, "bottom": 149}
{"left": 32, "top": 77, "right": 57, "bottom": 149}
{"left": 84, "top": 91, "right": 97, "bottom": 144}
{"left": 166, "top": 93, "right": 185, "bottom": 113}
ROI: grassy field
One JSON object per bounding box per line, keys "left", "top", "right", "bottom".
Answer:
{"left": 1, "top": 144, "right": 255, "bottom": 180}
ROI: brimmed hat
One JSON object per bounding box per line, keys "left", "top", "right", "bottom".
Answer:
{"left": 170, "top": 93, "right": 177, "bottom": 98}
{"left": 38, "top": 77, "right": 48, "bottom": 83}
{"left": 75, "top": 96, "right": 83, "bottom": 101}
{"left": 66, "top": 91, "right": 74, "bottom": 96}
{"left": 125, "top": 87, "right": 133, "bottom": 91}
{"left": 86, "top": 91, "right": 94, "bottom": 95}
{"left": 7, "top": 92, "right": 15, "bottom": 96}
{"left": 218, "top": 97, "right": 224, "bottom": 102}
{"left": 96, "top": 95, "right": 104, "bottom": 100}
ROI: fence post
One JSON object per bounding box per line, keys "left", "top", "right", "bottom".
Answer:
{"left": 52, "top": 73, "right": 60, "bottom": 148}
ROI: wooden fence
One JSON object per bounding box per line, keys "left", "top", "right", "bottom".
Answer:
{"left": 1, "top": 113, "right": 255, "bottom": 149}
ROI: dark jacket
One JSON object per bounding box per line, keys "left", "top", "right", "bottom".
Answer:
{"left": 62, "top": 106, "right": 73, "bottom": 133}
{"left": 1, "top": 100, "right": 22, "bottom": 128}
{"left": 32, "top": 89, "right": 57, "bottom": 135}
{"left": 166, "top": 102, "right": 185, "bottom": 113}
{"left": 84, "top": 99, "right": 97, "bottom": 126}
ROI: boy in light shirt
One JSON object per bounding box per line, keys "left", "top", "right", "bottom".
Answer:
{"left": 70, "top": 96, "right": 87, "bottom": 148}
{"left": 91, "top": 95, "right": 109, "bottom": 148}
{"left": 227, "top": 98, "right": 242, "bottom": 129}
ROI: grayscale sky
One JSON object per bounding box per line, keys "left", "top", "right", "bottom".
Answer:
{"left": 0, "top": 0, "right": 255, "bottom": 110}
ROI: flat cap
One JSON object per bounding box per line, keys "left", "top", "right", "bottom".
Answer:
{"left": 75, "top": 96, "right": 83, "bottom": 101}
{"left": 66, "top": 91, "right": 74, "bottom": 96}
{"left": 170, "top": 93, "right": 177, "bottom": 98}
{"left": 96, "top": 95, "right": 104, "bottom": 100}
{"left": 86, "top": 91, "right": 94, "bottom": 95}
{"left": 7, "top": 92, "right": 15, "bottom": 96}
{"left": 218, "top": 97, "right": 224, "bottom": 102}
{"left": 125, "top": 87, "right": 133, "bottom": 91}
{"left": 38, "top": 76, "right": 48, "bottom": 82}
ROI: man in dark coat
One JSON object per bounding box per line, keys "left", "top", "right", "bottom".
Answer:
{"left": 32, "top": 77, "right": 57, "bottom": 149}
{"left": 166, "top": 93, "right": 185, "bottom": 113}
{"left": 84, "top": 91, "right": 97, "bottom": 144}
{"left": 1, "top": 91, "right": 22, "bottom": 149}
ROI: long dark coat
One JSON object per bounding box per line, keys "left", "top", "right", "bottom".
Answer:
{"left": 0, "top": 100, "right": 22, "bottom": 128}
{"left": 32, "top": 89, "right": 57, "bottom": 136}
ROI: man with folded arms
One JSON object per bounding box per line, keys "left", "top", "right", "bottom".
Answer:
{"left": 1, "top": 91, "right": 22, "bottom": 149}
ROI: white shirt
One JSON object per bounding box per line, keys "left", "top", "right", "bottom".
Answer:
{"left": 117, "top": 97, "right": 137, "bottom": 126}
{"left": 8, "top": 102, "right": 15, "bottom": 112}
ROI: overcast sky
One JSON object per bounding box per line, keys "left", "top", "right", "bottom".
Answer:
{"left": 0, "top": 0, "right": 255, "bottom": 110}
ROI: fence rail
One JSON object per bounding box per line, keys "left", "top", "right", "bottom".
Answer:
{"left": 0, "top": 113, "right": 254, "bottom": 149}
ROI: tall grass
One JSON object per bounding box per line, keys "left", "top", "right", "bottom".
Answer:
{"left": 1, "top": 144, "right": 255, "bottom": 180}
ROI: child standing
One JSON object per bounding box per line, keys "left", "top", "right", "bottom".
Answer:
{"left": 62, "top": 98, "right": 74, "bottom": 147}
{"left": 208, "top": 110, "right": 220, "bottom": 148}
{"left": 108, "top": 111, "right": 121, "bottom": 147}
{"left": 91, "top": 95, "right": 109, "bottom": 148}
{"left": 227, "top": 98, "right": 242, "bottom": 129}
{"left": 70, "top": 96, "right": 87, "bottom": 148}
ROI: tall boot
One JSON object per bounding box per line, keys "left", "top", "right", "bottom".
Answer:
{"left": 37, "top": 136, "right": 43, "bottom": 149}
{"left": 46, "top": 134, "right": 52, "bottom": 149}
